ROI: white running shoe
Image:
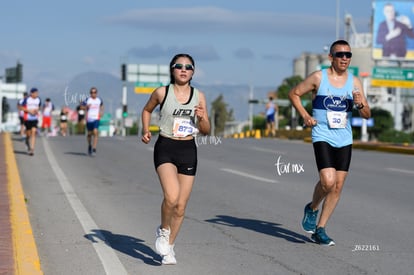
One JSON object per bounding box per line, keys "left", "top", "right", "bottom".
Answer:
{"left": 170, "top": 244, "right": 175, "bottom": 256}
{"left": 155, "top": 226, "right": 171, "bottom": 256}
{"left": 162, "top": 245, "right": 177, "bottom": 265}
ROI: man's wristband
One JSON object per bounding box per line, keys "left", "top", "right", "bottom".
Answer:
{"left": 356, "top": 103, "right": 364, "bottom": 110}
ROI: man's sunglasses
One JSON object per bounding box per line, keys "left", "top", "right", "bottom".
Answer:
{"left": 333, "top": 51, "right": 352, "bottom": 58}
{"left": 172, "top": 63, "right": 194, "bottom": 71}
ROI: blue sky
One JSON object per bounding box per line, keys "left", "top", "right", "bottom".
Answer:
{"left": 1, "top": 0, "right": 374, "bottom": 89}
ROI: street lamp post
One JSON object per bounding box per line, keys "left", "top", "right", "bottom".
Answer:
{"left": 248, "top": 84, "right": 254, "bottom": 131}
{"left": 360, "top": 72, "right": 369, "bottom": 142}
{"left": 336, "top": 0, "right": 340, "bottom": 40}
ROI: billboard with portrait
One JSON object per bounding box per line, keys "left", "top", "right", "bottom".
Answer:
{"left": 372, "top": 1, "right": 414, "bottom": 60}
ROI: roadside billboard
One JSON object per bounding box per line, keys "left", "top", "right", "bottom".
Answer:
{"left": 372, "top": 1, "right": 414, "bottom": 60}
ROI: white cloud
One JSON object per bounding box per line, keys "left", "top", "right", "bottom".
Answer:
{"left": 105, "top": 6, "right": 335, "bottom": 37}
{"left": 127, "top": 44, "right": 220, "bottom": 62}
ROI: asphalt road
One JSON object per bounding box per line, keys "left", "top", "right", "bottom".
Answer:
{"left": 12, "top": 134, "right": 414, "bottom": 275}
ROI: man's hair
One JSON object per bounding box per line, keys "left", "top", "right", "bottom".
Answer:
{"left": 384, "top": 3, "right": 394, "bottom": 10}
{"left": 329, "top": 39, "right": 350, "bottom": 55}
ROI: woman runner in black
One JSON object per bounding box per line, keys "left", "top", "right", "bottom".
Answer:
{"left": 141, "top": 53, "right": 210, "bottom": 264}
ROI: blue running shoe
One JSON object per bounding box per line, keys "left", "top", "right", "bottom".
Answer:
{"left": 311, "top": 227, "right": 335, "bottom": 246}
{"left": 88, "top": 145, "right": 92, "bottom": 155}
{"left": 302, "top": 202, "right": 318, "bottom": 233}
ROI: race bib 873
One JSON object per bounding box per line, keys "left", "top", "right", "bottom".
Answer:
{"left": 172, "top": 117, "right": 198, "bottom": 137}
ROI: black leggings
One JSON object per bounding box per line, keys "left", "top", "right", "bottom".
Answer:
{"left": 313, "top": 141, "right": 352, "bottom": 171}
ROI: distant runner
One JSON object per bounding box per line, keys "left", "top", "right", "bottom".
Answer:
{"left": 20, "top": 88, "right": 41, "bottom": 156}
{"left": 17, "top": 92, "right": 28, "bottom": 137}
{"left": 81, "top": 87, "right": 103, "bottom": 156}
{"left": 41, "top": 98, "right": 54, "bottom": 136}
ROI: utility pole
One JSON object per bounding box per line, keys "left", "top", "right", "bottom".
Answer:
{"left": 336, "top": 0, "right": 340, "bottom": 40}
{"left": 121, "top": 64, "right": 127, "bottom": 136}
{"left": 248, "top": 84, "right": 254, "bottom": 131}
{"left": 360, "top": 72, "right": 369, "bottom": 142}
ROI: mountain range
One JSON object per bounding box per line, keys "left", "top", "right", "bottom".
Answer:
{"left": 17, "top": 72, "right": 277, "bottom": 122}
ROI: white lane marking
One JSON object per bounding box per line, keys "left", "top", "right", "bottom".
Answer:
{"left": 221, "top": 168, "right": 278, "bottom": 183}
{"left": 250, "top": 146, "right": 286, "bottom": 155}
{"left": 42, "top": 139, "right": 128, "bottom": 275}
{"left": 386, "top": 167, "right": 414, "bottom": 175}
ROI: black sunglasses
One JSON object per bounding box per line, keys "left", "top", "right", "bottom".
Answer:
{"left": 172, "top": 63, "right": 194, "bottom": 71}
{"left": 333, "top": 51, "right": 352, "bottom": 58}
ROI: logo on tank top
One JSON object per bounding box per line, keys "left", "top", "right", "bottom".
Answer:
{"left": 172, "top": 109, "right": 193, "bottom": 116}
{"left": 323, "top": 96, "right": 349, "bottom": 112}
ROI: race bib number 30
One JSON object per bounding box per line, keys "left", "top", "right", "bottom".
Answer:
{"left": 172, "top": 117, "right": 198, "bottom": 137}
{"left": 327, "top": 111, "right": 347, "bottom": 128}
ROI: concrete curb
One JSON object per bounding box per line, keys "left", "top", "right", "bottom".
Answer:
{"left": 353, "top": 142, "right": 414, "bottom": 155}
{"left": 303, "top": 137, "right": 414, "bottom": 155}
{"left": 5, "top": 133, "right": 43, "bottom": 275}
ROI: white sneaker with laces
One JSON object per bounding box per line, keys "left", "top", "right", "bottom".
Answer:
{"left": 155, "top": 226, "right": 171, "bottom": 256}
{"left": 162, "top": 245, "right": 177, "bottom": 265}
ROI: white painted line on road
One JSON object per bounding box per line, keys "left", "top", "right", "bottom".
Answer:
{"left": 386, "top": 167, "right": 414, "bottom": 175}
{"left": 220, "top": 168, "right": 278, "bottom": 183}
{"left": 250, "top": 146, "right": 286, "bottom": 155}
{"left": 42, "top": 139, "right": 128, "bottom": 275}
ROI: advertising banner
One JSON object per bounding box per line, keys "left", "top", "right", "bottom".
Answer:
{"left": 372, "top": 1, "right": 414, "bottom": 60}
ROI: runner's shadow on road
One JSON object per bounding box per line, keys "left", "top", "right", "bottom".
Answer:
{"left": 13, "top": 150, "right": 30, "bottom": 156}
{"left": 12, "top": 136, "right": 25, "bottom": 142}
{"left": 84, "top": 229, "right": 161, "bottom": 266}
{"left": 64, "top": 152, "right": 90, "bottom": 157}
{"left": 205, "top": 215, "right": 311, "bottom": 243}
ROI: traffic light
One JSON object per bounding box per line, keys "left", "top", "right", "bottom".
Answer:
{"left": 122, "top": 105, "right": 128, "bottom": 117}
{"left": 16, "top": 62, "right": 23, "bottom": 82}
{"left": 4, "top": 62, "right": 23, "bottom": 83}
{"left": 2, "top": 97, "right": 10, "bottom": 122}
{"left": 121, "top": 64, "right": 126, "bottom": 81}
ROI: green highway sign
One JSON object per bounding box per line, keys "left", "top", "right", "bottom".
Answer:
{"left": 371, "top": 67, "right": 414, "bottom": 88}
{"left": 135, "top": 81, "right": 166, "bottom": 94}
{"left": 136, "top": 81, "right": 164, "bottom": 87}
{"left": 372, "top": 67, "right": 414, "bottom": 81}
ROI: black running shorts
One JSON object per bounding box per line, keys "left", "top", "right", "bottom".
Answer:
{"left": 313, "top": 141, "right": 352, "bottom": 171}
{"left": 24, "top": 120, "right": 38, "bottom": 130}
{"left": 154, "top": 135, "right": 197, "bottom": 176}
